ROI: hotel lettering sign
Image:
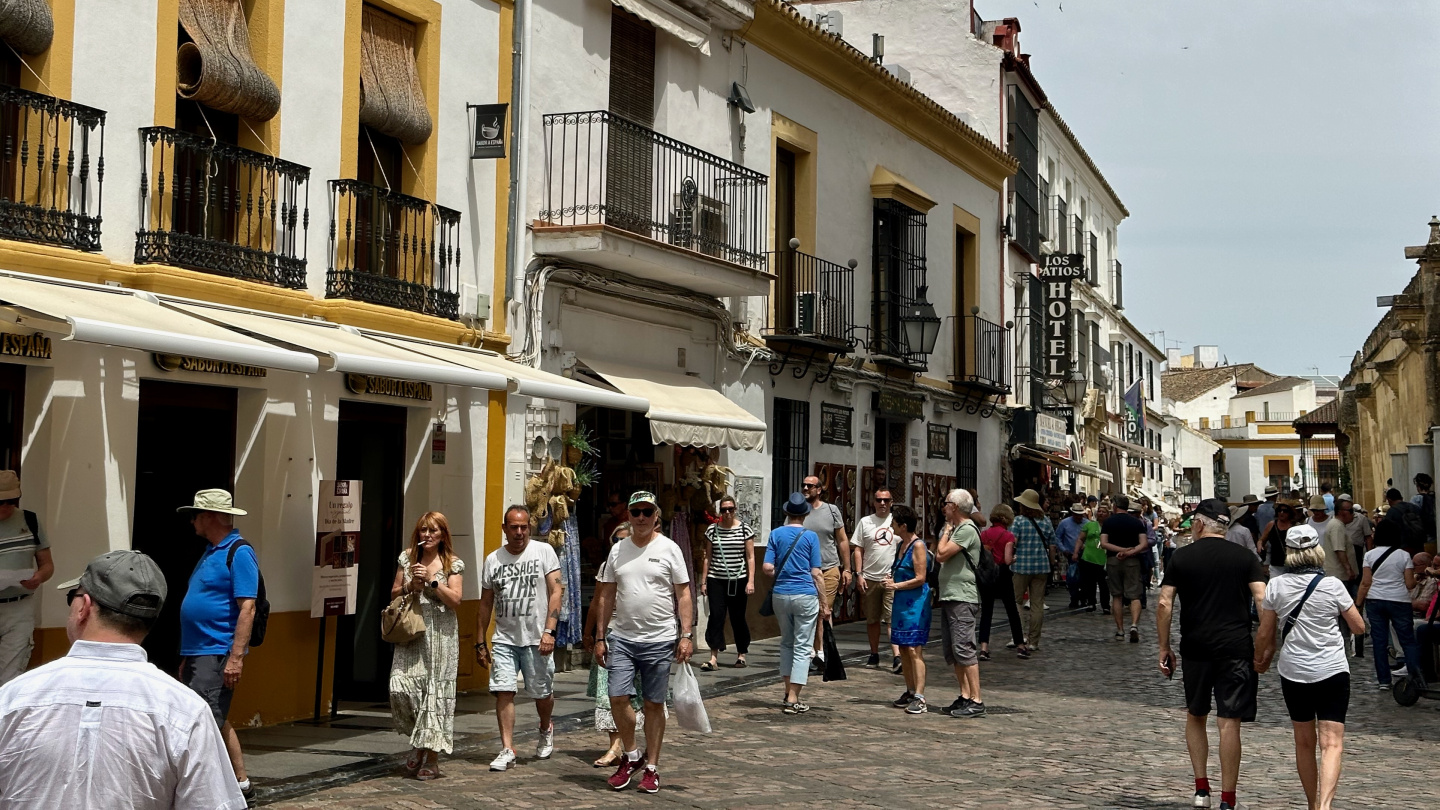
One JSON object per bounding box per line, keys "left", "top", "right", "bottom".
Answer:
{"left": 346, "top": 373, "right": 433, "bottom": 401}
{"left": 153, "top": 353, "right": 266, "bottom": 377}
{"left": 0, "top": 332, "right": 51, "bottom": 360}
{"left": 1040, "top": 254, "right": 1085, "bottom": 380}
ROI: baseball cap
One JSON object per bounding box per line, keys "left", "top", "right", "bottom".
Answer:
{"left": 1284, "top": 524, "right": 1321, "bottom": 550}
{"left": 1182, "top": 498, "right": 1231, "bottom": 526}
{"left": 55, "top": 550, "right": 167, "bottom": 619}
{"left": 628, "top": 490, "right": 658, "bottom": 508}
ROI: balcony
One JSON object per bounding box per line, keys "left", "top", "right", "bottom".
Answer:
{"left": 136, "top": 127, "right": 308, "bottom": 288}
{"left": 0, "top": 85, "right": 104, "bottom": 251}
{"left": 535, "top": 110, "right": 770, "bottom": 299}
{"left": 327, "top": 179, "right": 460, "bottom": 320}
{"left": 952, "top": 314, "right": 1011, "bottom": 395}
{"left": 760, "top": 248, "right": 854, "bottom": 381}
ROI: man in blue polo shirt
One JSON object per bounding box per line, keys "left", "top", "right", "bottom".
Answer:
{"left": 178, "top": 489, "right": 257, "bottom": 800}
{"left": 1054, "top": 503, "right": 1087, "bottom": 609}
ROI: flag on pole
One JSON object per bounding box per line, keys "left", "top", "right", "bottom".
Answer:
{"left": 1123, "top": 379, "right": 1145, "bottom": 443}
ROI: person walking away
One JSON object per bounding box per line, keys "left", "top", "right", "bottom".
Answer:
{"left": 764, "top": 493, "right": 826, "bottom": 716}
{"left": 1225, "top": 504, "right": 1258, "bottom": 556}
{"left": 1254, "top": 525, "right": 1366, "bottom": 810}
{"left": 1053, "top": 503, "right": 1087, "bottom": 609}
{"left": 593, "top": 491, "right": 694, "bottom": 794}
{"left": 583, "top": 523, "right": 638, "bottom": 768}
{"left": 474, "top": 505, "right": 561, "bottom": 772}
{"left": 1355, "top": 520, "right": 1425, "bottom": 690}
{"left": 1320, "top": 482, "right": 1336, "bottom": 517}
{"left": 1079, "top": 502, "right": 1111, "bottom": 612}
{"left": 700, "top": 496, "right": 756, "bottom": 671}
{"left": 1256, "top": 487, "right": 1279, "bottom": 542}
{"left": 0, "top": 550, "right": 244, "bottom": 808}
{"left": 1009, "top": 489, "right": 1054, "bottom": 657}
{"left": 176, "top": 489, "right": 257, "bottom": 799}
{"left": 979, "top": 504, "right": 1026, "bottom": 659}
{"left": 801, "top": 476, "right": 851, "bottom": 673}
{"left": 0, "top": 471, "right": 52, "bottom": 686}
{"left": 1308, "top": 495, "right": 1357, "bottom": 652}
{"left": 935, "top": 490, "right": 986, "bottom": 718}
{"left": 1236, "top": 495, "right": 1263, "bottom": 552}
{"left": 1259, "top": 501, "right": 1301, "bottom": 579}
{"left": 885, "top": 504, "right": 931, "bottom": 713}
{"left": 390, "top": 512, "right": 464, "bottom": 779}
{"left": 1101, "top": 495, "right": 1150, "bottom": 643}
{"left": 852, "top": 489, "right": 898, "bottom": 670}
{"left": 1412, "top": 473, "right": 1436, "bottom": 552}
{"left": 1336, "top": 497, "right": 1373, "bottom": 654}
{"left": 1157, "top": 498, "right": 1267, "bottom": 810}
{"left": 1381, "top": 488, "right": 1426, "bottom": 554}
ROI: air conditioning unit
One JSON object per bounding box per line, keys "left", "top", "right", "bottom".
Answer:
{"left": 885, "top": 63, "right": 912, "bottom": 86}
{"left": 816, "top": 9, "right": 843, "bottom": 36}
{"left": 795, "top": 290, "right": 843, "bottom": 338}
{"left": 669, "top": 192, "right": 728, "bottom": 259}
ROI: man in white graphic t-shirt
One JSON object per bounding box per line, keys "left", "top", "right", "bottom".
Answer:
{"left": 474, "top": 504, "right": 562, "bottom": 772}
{"left": 594, "top": 491, "right": 693, "bottom": 795}
{"left": 852, "top": 489, "right": 898, "bottom": 670}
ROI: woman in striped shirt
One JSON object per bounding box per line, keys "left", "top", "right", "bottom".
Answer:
{"left": 700, "top": 496, "right": 757, "bottom": 670}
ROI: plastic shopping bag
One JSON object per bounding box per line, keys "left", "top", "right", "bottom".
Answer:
{"left": 672, "top": 662, "right": 712, "bottom": 733}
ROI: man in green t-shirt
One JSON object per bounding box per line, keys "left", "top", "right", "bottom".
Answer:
{"left": 935, "top": 489, "right": 986, "bottom": 719}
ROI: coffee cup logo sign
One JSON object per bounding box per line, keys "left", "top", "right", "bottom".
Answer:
{"left": 1040, "top": 255, "right": 1085, "bottom": 380}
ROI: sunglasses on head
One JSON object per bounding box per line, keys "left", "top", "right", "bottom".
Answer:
{"left": 719, "top": 506, "right": 736, "bottom": 513}
{"left": 629, "top": 507, "right": 655, "bottom": 517}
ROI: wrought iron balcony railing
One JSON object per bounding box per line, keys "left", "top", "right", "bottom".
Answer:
{"left": 955, "top": 314, "right": 1011, "bottom": 393}
{"left": 0, "top": 84, "right": 104, "bottom": 251}
{"left": 538, "top": 110, "right": 767, "bottom": 269}
{"left": 136, "top": 126, "right": 308, "bottom": 288}
{"left": 762, "top": 248, "right": 855, "bottom": 350}
{"left": 327, "top": 179, "right": 460, "bottom": 320}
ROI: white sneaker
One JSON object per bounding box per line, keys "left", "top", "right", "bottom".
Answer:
{"left": 535, "top": 725, "right": 554, "bottom": 759}
{"left": 490, "top": 748, "right": 517, "bottom": 771}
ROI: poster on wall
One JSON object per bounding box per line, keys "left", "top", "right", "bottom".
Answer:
{"left": 312, "top": 479, "right": 362, "bottom": 618}
{"left": 732, "top": 476, "right": 766, "bottom": 545}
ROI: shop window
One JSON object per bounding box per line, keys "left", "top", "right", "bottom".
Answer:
{"left": 956, "top": 429, "right": 978, "bottom": 491}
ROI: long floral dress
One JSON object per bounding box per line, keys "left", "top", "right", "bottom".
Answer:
{"left": 390, "top": 551, "right": 464, "bottom": 753}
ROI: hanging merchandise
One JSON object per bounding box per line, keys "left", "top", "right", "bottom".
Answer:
{"left": 555, "top": 514, "right": 583, "bottom": 647}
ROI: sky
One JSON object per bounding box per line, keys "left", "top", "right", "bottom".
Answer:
{"left": 983, "top": 0, "right": 1440, "bottom": 376}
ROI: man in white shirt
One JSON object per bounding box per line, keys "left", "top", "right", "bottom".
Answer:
{"left": 474, "top": 504, "right": 562, "bottom": 772}
{"left": 1307, "top": 496, "right": 1355, "bottom": 582}
{"left": 594, "top": 491, "right": 694, "bottom": 795}
{"left": 0, "top": 550, "right": 244, "bottom": 809}
{"left": 852, "top": 489, "right": 898, "bottom": 670}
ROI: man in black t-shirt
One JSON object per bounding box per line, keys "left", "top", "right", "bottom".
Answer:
{"left": 1099, "top": 495, "right": 1149, "bottom": 643}
{"left": 1157, "top": 499, "right": 1266, "bottom": 810}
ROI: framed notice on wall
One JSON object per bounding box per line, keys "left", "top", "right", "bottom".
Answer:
{"left": 820, "top": 403, "right": 853, "bottom": 446}
{"left": 732, "top": 476, "right": 765, "bottom": 545}
{"left": 312, "top": 480, "right": 362, "bottom": 618}
{"left": 927, "top": 424, "right": 951, "bottom": 459}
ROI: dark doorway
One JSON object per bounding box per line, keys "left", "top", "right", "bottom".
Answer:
{"left": 333, "top": 400, "right": 407, "bottom": 703}
{"left": 0, "top": 363, "right": 25, "bottom": 474}
{"left": 132, "top": 380, "right": 238, "bottom": 676}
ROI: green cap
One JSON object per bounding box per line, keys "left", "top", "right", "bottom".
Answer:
{"left": 628, "top": 491, "right": 658, "bottom": 508}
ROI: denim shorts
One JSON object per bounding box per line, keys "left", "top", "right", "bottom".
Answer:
{"left": 606, "top": 635, "right": 674, "bottom": 704}
{"left": 489, "top": 643, "right": 555, "bottom": 699}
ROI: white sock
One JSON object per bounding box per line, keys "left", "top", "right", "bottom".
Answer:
{"left": 626, "top": 749, "right": 640, "bottom": 761}
{"left": 644, "top": 763, "right": 657, "bottom": 771}
{"left": 237, "top": 779, "right": 250, "bottom": 790}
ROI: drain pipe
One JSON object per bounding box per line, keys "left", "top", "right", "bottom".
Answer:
{"left": 504, "top": 0, "right": 532, "bottom": 304}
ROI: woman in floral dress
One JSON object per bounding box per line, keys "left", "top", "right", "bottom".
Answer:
{"left": 389, "top": 511, "right": 464, "bottom": 780}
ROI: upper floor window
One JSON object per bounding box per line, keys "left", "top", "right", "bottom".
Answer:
{"left": 871, "top": 197, "right": 928, "bottom": 363}
{"left": 1006, "top": 85, "right": 1039, "bottom": 259}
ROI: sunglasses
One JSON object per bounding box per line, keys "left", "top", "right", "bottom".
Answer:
{"left": 875, "top": 497, "right": 892, "bottom": 503}
{"left": 719, "top": 507, "right": 736, "bottom": 513}
{"left": 802, "top": 483, "right": 820, "bottom": 489}
{"left": 629, "top": 507, "right": 655, "bottom": 517}
{"left": 0, "top": 499, "right": 17, "bottom": 508}
{"left": 66, "top": 587, "right": 83, "bottom": 606}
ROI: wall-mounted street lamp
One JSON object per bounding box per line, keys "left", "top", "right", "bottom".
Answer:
{"left": 900, "top": 285, "right": 940, "bottom": 357}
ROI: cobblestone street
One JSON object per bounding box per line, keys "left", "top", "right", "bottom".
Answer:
{"left": 269, "top": 607, "right": 1440, "bottom": 809}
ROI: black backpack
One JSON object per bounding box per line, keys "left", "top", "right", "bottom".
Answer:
{"left": 959, "top": 533, "right": 1003, "bottom": 589}
{"left": 225, "top": 540, "right": 270, "bottom": 647}
{"left": 1422, "top": 492, "right": 1437, "bottom": 541}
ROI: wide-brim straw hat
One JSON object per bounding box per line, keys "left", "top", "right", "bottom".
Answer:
{"left": 1229, "top": 503, "right": 1249, "bottom": 521}
{"left": 1014, "top": 489, "right": 1042, "bottom": 511}
{"left": 176, "top": 488, "right": 247, "bottom": 516}
{"left": 0, "top": 470, "right": 18, "bottom": 501}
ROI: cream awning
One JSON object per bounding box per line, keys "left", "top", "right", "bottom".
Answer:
{"left": 580, "top": 357, "right": 765, "bottom": 451}
{"left": 0, "top": 273, "right": 318, "bottom": 372}
{"left": 611, "top": 0, "right": 711, "bottom": 53}
{"left": 369, "top": 334, "right": 650, "bottom": 412}
{"left": 1071, "top": 459, "right": 1115, "bottom": 484}
{"left": 163, "top": 300, "right": 506, "bottom": 389}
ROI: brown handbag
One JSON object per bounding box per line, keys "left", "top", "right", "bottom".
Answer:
{"left": 381, "top": 590, "right": 426, "bottom": 644}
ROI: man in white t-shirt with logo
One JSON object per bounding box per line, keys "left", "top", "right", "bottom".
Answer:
{"left": 594, "top": 491, "right": 694, "bottom": 794}
{"left": 852, "top": 489, "right": 898, "bottom": 670}
{"left": 474, "top": 504, "right": 562, "bottom": 772}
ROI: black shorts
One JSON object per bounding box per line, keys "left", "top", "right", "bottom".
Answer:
{"left": 181, "top": 654, "right": 236, "bottom": 727}
{"left": 1280, "top": 673, "right": 1350, "bottom": 724}
{"left": 1182, "top": 657, "right": 1258, "bottom": 721}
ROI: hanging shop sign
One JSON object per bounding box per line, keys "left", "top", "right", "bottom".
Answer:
{"left": 820, "top": 402, "right": 853, "bottom": 446}
{"left": 1214, "top": 472, "right": 1231, "bottom": 500}
{"left": 469, "top": 103, "right": 508, "bottom": 159}
{"left": 312, "top": 479, "right": 362, "bottom": 618}
{"left": 1040, "top": 254, "right": 1085, "bottom": 380}
{"left": 431, "top": 421, "right": 447, "bottom": 464}
{"left": 1034, "top": 411, "right": 1068, "bottom": 451}
{"left": 153, "top": 353, "right": 266, "bottom": 377}
{"left": 877, "top": 389, "right": 926, "bottom": 421}
{"left": 0, "top": 332, "right": 50, "bottom": 360}
{"left": 926, "top": 423, "right": 950, "bottom": 459}
{"left": 346, "top": 373, "right": 433, "bottom": 401}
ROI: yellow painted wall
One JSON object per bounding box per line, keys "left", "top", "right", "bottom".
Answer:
{"left": 1351, "top": 342, "right": 1429, "bottom": 510}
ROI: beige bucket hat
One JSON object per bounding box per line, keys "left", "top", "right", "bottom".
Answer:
{"left": 176, "top": 488, "right": 248, "bottom": 516}
{"left": 1014, "top": 489, "right": 1043, "bottom": 511}
{"left": 0, "top": 470, "right": 19, "bottom": 501}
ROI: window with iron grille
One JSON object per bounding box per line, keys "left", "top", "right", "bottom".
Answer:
{"left": 1073, "top": 215, "right": 1083, "bottom": 261}
{"left": 771, "top": 398, "right": 810, "bottom": 525}
{"left": 871, "top": 198, "right": 928, "bottom": 361}
{"left": 1056, "top": 197, "right": 1068, "bottom": 253}
{"left": 1113, "top": 260, "right": 1124, "bottom": 309}
{"left": 1007, "top": 86, "right": 1040, "bottom": 259}
{"left": 1088, "top": 232, "right": 1098, "bottom": 286}
{"left": 956, "top": 429, "right": 979, "bottom": 491}
{"left": 1027, "top": 273, "right": 1044, "bottom": 406}
{"left": 1075, "top": 312, "right": 1088, "bottom": 378}
{"left": 1147, "top": 360, "right": 1155, "bottom": 401}
{"left": 1037, "top": 176, "right": 1050, "bottom": 241}
{"left": 1090, "top": 322, "right": 1104, "bottom": 386}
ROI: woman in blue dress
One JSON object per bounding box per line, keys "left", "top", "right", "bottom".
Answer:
{"left": 885, "top": 504, "right": 931, "bottom": 714}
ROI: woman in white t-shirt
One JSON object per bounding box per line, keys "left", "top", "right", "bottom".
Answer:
{"left": 1255, "top": 524, "right": 1365, "bottom": 810}
{"left": 1355, "top": 520, "right": 1425, "bottom": 690}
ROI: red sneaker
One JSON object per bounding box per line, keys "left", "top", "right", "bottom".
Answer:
{"left": 638, "top": 766, "right": 660, "bottom": 793}
{"left": 607, "top": 755, "right": 645, "bottom": 790}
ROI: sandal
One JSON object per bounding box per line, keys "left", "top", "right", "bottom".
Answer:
{"left": 593, "top": 750, "right": 622, "bottom": 768}
{"left": 732, "top": 658, "right": 748, "bottom": 668}
{"left": 699, "top": 661, "right": 718, "bottom": 672}
{"left": 978, "top": 650, "right": 991, "bottom": 662}
{"left": 1017, "top": 645, "right": 1031, "bottom": 660}
{"left": 416, "top": 765, "right": 441, "bottom": 781}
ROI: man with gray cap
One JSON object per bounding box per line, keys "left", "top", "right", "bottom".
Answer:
{"left": 177, "top": 489, "right": 257, "bottom": 798}
{"left": 0, "top": 550, "right": 244, "bottom": 808}
{"left": 0, "top": 470, "right": 52, "bottom": 685}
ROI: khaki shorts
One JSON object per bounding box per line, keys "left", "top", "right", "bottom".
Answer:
{"left": 819, "top": 566, "right": 841, "bottom": 612}
{"left": 861, "top": 579, "right": 893, "bottom": 624}
{"left": 1107, "top": 555, "right": 1144, "bottom": 601}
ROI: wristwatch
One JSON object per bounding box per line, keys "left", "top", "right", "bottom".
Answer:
{"left": 543, "top": 628, "right": 556, "bottom": 637}
{"left": 680, "top": 632, "right": 694, "bottom": 640}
